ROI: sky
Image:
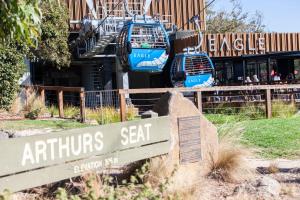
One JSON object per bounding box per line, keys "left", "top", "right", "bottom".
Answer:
{"left": 212, "top": 0, "right": 300, "bottom": 32}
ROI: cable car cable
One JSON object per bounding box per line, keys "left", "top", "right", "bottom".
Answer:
{"left": 177, "top": 0, "right": 217, "bottom": 31}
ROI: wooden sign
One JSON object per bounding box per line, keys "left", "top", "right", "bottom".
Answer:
{"left": 0, "top": 117, "right": 171, "bottom": 192}
{"left": 174, "top": 32, "right": 300, "bottom": 57}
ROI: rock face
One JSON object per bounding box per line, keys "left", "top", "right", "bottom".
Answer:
{"left": 152, "top": 91, "right": 219, "bottom": 188}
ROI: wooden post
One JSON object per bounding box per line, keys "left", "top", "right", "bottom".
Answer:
{"left": 196, "top": 91, "right": 203, "bottom": 114}
{"left": 290, "top": 92, "right": 295, "bottom": 106}
{"left": 80, "top": 90, "right": 86, "bottom": 123}
{"left": 39, "top": 87, "right": 45, "bottom": 106}
{"left": 119, "top": 91, "right": 126, "bottom": 122}
{"left": 57, "top": 89, "right": 64, "bottom": 118}
{"left": 265, "top": 89, "right": 272, "bottom": 119}
{"left": 25, "top": 86, "right": 30, "bottom": 107}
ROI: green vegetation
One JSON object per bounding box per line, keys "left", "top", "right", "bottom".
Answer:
{"left": 86, "top": 106, "right": 138, "bottom": 124}
{"left": 0, "top": 44, "right": 26, "bottom": 109}
{"left": 241, "top": 116, "right": 300, "bottom": 158}
{"left": 0, "top": 0, "right": 41, "bottom": 45}
{"left": 32, "top": 1, "right": 70, "bottom": 68}
{"left": 207, "top": 114, "right": 300, "bottom": 159}
{"left": 0, "top": 119, "right": 88, "bottom": 131}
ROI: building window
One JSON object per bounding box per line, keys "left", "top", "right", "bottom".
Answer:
{"left": 214, "top": 61, "right": 233, "bottom": 85}
{"left": 294, "top": 59, "right": 300, "bottom": 80}
{"left": 258, "top": 61, "right": 268, "bottom": 82}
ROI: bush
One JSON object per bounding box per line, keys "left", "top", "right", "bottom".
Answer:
{"left": 86, "top": 106, "right": 138, "bottom": 125}
{"left": 272, "top": 101, "right": 297, "bottom": 118}
{"left": 64, "top": 105, "right": 80, "bottom": 119}
{"left": 0, "top": 44, "right": 25, "bottom": 110}
{"left": 48, "top": 105, "right": 59, "bottom": 117}
{"left": 24, "top": 90, "right": 46, "bottom": 119}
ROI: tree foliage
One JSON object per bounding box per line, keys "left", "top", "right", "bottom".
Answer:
{"left": 31, "top": 1, "right": 71, "bottom": 68}
{"left": 206, "top": 0, "right": 265, "bottom": 33}
{"left": 0, "top": 0, "right": 41, "bottom": 46}
{"left": 0, "top": 0, "right": 70, "bottom": 109}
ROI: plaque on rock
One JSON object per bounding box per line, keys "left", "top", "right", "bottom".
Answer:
{"left": 178, "top": 116, "right": 202, "bottom": 164}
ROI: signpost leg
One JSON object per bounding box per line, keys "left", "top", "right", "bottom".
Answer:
{"left": 80, "top": 91, "right": 86, "bottom": 123}
{"left": 196, "top": 91, "right": 203, "bottom": 114}
{"left": 119, "top": 92, "right": 126, "bottom": 122}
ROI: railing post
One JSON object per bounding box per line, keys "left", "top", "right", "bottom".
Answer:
{"left": 119, "top": 90, "right": 126, "bottom": 122}
{"left": 57, "top": 88, "right": 64, "bottom": 118}
{"left": 80, "top": 89, "right": 86, "bottom": 123}
{"left": 196, "top": 91, "right": 203, "bottom": 114}
{"left": 265, "top": 89, "right": 272, "bottom": 119}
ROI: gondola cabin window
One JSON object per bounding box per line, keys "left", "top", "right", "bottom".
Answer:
{"left": 185, "top": 56, "right": 214, "bottom": 76}
{"left": 130, "top": 24, "right": 167, "bottom": 49}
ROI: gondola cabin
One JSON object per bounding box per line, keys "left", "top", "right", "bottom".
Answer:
{"left": 118, "top": 20, "right": 170, "bottom": 72}
{"left": 170, "top": 52, "right": 214, "bottom": 87}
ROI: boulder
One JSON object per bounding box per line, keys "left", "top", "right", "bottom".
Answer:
{"left": 256, "top": 176, "right": 281, "bottom": 197}
{"left": 0, "top": 130, "right": 9, "bottom": 140}
{"left": 152, "top": 91, "right": 218, "bottom": 188}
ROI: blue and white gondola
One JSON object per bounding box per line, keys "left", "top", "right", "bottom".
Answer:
{"left": 118, "top": 18, "right": 170, "bottom": 72}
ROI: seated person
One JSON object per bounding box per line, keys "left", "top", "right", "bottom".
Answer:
{"left": 141, "top": 38, "right": 151, "bottom": 48}
{"left": 252, "top": 75, "right": 260, "bottom": 83}
{"left": 131, "top": 38, "right": 140, "bottom": 48}
{"left": 245, "top": 76, "right": 252, "bottom": 83}
{"left": 273, "top": 73, "right": 281, "bottom": 81}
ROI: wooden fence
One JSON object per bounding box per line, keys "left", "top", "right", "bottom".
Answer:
{"left": 24, "top": 85, "right": 86, "bottom": 122}
{"left": 23, "top": 84, "right": 300, "bottom": 123}
{"left": 0, "top": 116, "right": 171, "bottom": 192}
{"left": 118, "top": 84, "right": 300, "bottom": 121}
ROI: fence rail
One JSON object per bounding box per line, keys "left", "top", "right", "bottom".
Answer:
{"left": 22, "top": 84, "right": 300, "bottom": 124}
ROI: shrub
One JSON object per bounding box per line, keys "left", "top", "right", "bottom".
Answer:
{"left": 48, "top": 105, "right": 59, "bottom": 117}
{"left": 64, "top": 105, "right": 80, "bottom": 119}
{"left": 272, "top": 101, "right": 297, "bottom": 118}
{"left": 54, "top": 162, "right": 183, "bottom": 200}
{"left": 239, "top": 103, "right": 265, "bottom": 119}
{"left": 86, "top": 107, "right": 120, "bottom": 124}
{"left": 0, "top": 44, "right": 25, "bottom": 110}
{"left": 209, "top": 123, "right": 252, "bottom": 183}
{"left": 24, "top": 90, "right": 47, "bottom": 119}
{"left": 86, "top": 106, "right": 138, "bottom": 125}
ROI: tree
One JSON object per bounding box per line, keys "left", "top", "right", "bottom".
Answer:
{"left": 0, "top": 0, "right": 41, "bottom": 46}
{"left": 31, "top": 1, "right": 71, "bottom": 68}
{"left": 206, "top": 0, "right": 265, "bottom": 33}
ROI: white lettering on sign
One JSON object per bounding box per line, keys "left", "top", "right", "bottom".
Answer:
{"left": 121, "top": 123, "right": 152, "bottom": 146}
{"left": 133, "top": 53, "right": 151, "bottom": 59}
{"left": 73, "top": 157, "right": 118, "bottom": 174}
{"left": 206, "top": 35, "right": 265, "bottom": 52}
{"left": 208, "top": 38, "right": 216, "bottom": 52}
{"left": 233, "top": 38, "right": 244, "bottom": 51}
{"left": 220, "top": 37, "right": 230, "bottom": 51}
{"left": 21, "top": 132, "right": 104, "bottom": 166}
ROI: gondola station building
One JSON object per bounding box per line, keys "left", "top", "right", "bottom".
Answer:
{"left": 29, "top": 0, "right": 300, "bottom": 91}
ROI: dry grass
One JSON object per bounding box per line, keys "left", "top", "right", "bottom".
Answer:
{"left": 208, "top": 123, "right": 253, "bottom": 183}
{"left": 9, "top": 96, "right": 23, "bottom": 115}
{"left": 267, "top": 162, "right": 279, "bottom": 174}
{"left": 23, "top": 89, "right": 47, "bottom": 119}
{"left": 280, "top": 183, "right": 298, "bottom": 197}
